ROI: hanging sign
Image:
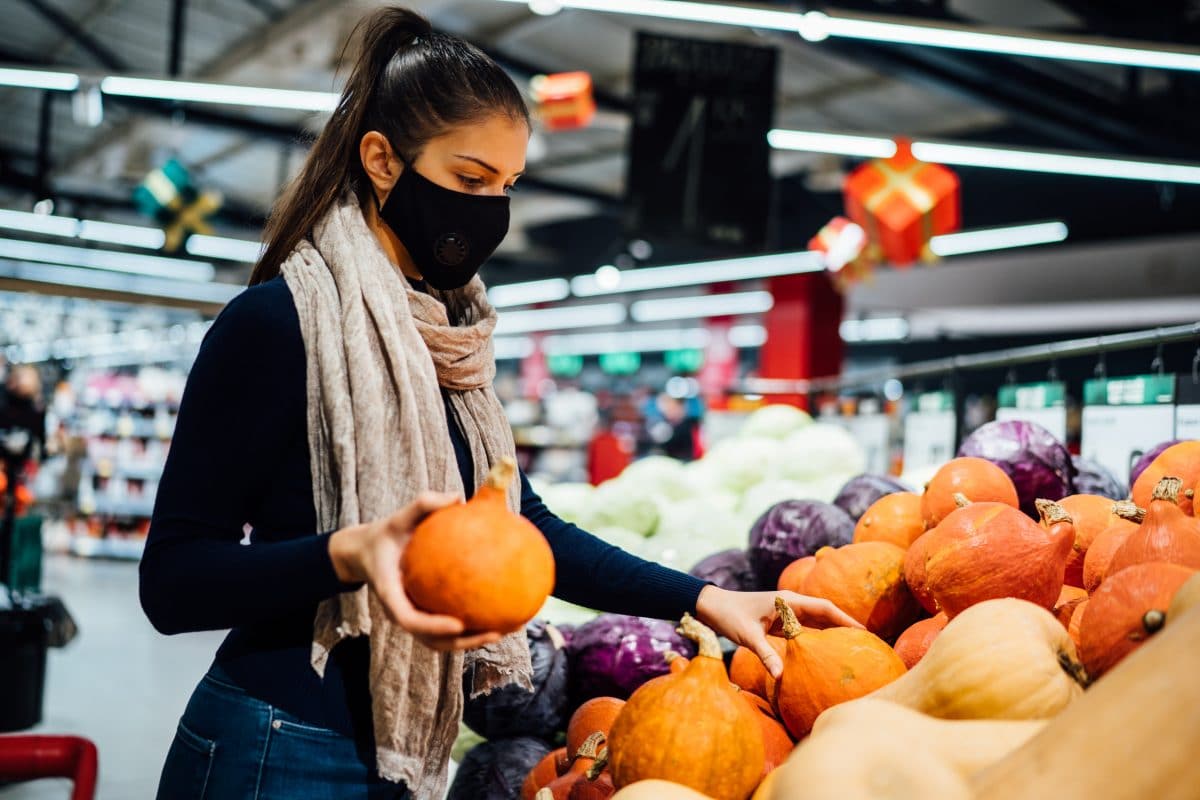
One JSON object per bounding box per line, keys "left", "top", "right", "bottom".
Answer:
{"left": 996, "top": 381, "right": 1067, "bottom": 442}
{"left": 1175, "top": 376, "right": 1200, "bottom": 439}
{"left": 1081, "top": 374, "right": 1176, "bottom": 486}
{"left": 903, "top": 391, "right": 956, "bottom": 472}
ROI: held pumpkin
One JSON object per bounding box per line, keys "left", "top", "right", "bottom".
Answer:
{"left": 921, "top": 457, "right": 1019, "bottom": 528}
{"left": 1130, "top": 440, "right": 1200, "bottom": 515}
{"left": 866, "top": 598, "right": 1087, "bottom": 720}
{"left": 853, "top": 492, "right": 925, "bottom": 548}
{"left": 607, "top": 615, "right": 764, "bottom": 800}
{"left": 772, "top": 597, "right": 906, "bottom": 738}
{"left": 1106, "top": 477, "right": 1200, "bottom": 577}
{"left": 893, "top": 613, "right": 949, "bottom": 668}
{"left": 1078, "top": 561, "right": 1195, "bottom": 679}
{"left": 800, "top": 542, "right": 922, "bottom": 640}
{"left": 401, "top": 457, "right": 555, "bottom": 632}
{"left": 922, "top": 499, "right": 1073, "bottom": 619}
{"left": 1056, "top": 494, "right": 1125, "bottom": 588}
{"left": 1081, "top": 502, "right": 1143, "bottom": 593}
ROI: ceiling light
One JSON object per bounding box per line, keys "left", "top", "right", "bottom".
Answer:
{"left": 100, "top": 76, "right": 338, "bottom": 112}
{"left": 494, "top": 302, "right": 626, "bottom": 335}
{"left": 487, "top": 278, "right": 570, "bottom": 308}
{"left": 929, "top": 221, "right": 1068, "bottom": 257}
{"left": 0, "top": 209, "right": 79, "bottom": 238}
{"left": 0, "top": 238, "right": 214, "bottom": 282}
{"left": 728, "top": 323, "right": 767, "bottom": 347}
{"left": 78, "top": 220, "right": 166, "bottom": 250}
{"left": 911, "top": 141, "right": 1200, "bottom": 184}
{"left": 768, "top": 129, "right": 897, "bottom": 159}
{"left": 542, "top": 328, "right": 712, "bottom": 356}
{"left": 528, "top": 0, "right": 563, "bottom": 14}
{"left": 0, "top": 67, "right": 79, "bottom": 91}
{"left": 501, "top": 0, "right": 798, "bottom": 29}
{"left": 594, "top": 265, "right": 622, "bottom": 290}
{"left": 184, "top": 234, "right": 264, "bottom": 263}
{"left": 0, "top": 260, "right": 239, "bottom": 305}
{"left": 840, "top": 317, "right": 910, "bottom": 342}
{"left": 493, "top": 336, "right": 536, "bottom": 360}
{"left": 571, "top": 251, "right": 824, "bottom": 296}
{"left": 630, "top": 290, "right": 774, "bottom": 322}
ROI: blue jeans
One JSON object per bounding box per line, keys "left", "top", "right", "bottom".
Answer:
{"left": 156, "top": 663, "right": 411, "bottom": 800}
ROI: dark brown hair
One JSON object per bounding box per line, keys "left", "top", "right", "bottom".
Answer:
{"left": 250, "top": 7, "right": 530, "bottom": 285}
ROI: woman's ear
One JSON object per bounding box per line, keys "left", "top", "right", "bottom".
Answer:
{"left": 360, "top": 131, "right": 401, "bottom": 203}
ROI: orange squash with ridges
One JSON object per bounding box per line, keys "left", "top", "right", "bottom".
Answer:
{"left": 921, "top": 457, "right": 1019, "bottom": 529}
{"left": 1057, "top": 494, "right": 1126, "bottom": 588}
{"left": 801, "top": 541, "right": 921, "bottom": 640}
{"left": 1107, "top": 478, "right": 1200, "bottom": 578}
{"left": 894, "top": 612, "right": 949, "bottom": 668}
{"left": 1131, "top": 441, "right": 1200, "bottom": 515}
{"left": 854, "top": 492, "right": 925, "bottom": 548}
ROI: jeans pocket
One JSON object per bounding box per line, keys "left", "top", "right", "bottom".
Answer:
{"left": 156, "top": 721, "right": 216, "bottom": 800}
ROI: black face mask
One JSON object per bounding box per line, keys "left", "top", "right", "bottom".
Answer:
{"left": 378, "top": 160, "right": 511, "bottom": 290}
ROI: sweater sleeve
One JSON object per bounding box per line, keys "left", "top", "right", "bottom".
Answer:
{"left": 520, "top": 471, "right": 708, "bottom": 620}
{"left": 139, "top": 282, "right": 357, "bottom": 635}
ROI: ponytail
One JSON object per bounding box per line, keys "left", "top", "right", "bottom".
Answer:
{"left": 250, "top": 7, "right": 528, "bottom": 285}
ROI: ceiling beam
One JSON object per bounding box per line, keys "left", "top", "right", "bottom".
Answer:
{"left": 20, "top": 0, "right": 128, "bottom": 71}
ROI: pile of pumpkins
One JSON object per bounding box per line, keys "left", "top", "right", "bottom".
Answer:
{"left": 522, "top": 441, "right": 1200, "bottom": 800}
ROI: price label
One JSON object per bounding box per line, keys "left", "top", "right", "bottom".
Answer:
{"left": 1176, "top": 377, "right": 1200, "bottom": 440}
{"left": 1081, "top": 375, "right": 1176, "bottom": 486}
{"left": 996, "top": 381, "right": 1067, "bottom": 442}
{"left": 838, "top": 414, "right": 891, "bottom": 475}
{"left": 903, "top": 391, "right": 956, "bottom": 471}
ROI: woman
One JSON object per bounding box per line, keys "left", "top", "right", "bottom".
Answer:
{"left": 140, "top": 8, "right": 857, "bottom": 799}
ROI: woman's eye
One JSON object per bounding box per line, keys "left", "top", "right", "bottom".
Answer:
{"left": 457, "top": 175, "right": 486, "bottom": 190}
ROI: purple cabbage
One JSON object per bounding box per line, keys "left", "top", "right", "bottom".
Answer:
{"left": 748, "top": 500, "right": 855, "bottom": 590}
{"left": 1130, "top": 440, "right": 1184, "bottom": 490}
{"left": 567, "top": 614, "right": 697, "bottom": 703}
{"left": 688, "top": 549, "right": 757, "bottom": 592}
{"left": 958, "top": 420, "right": 1075, "bottom": 518}
{"left": 447, "top": 736, "right": 552, "bottom": 800}
{"left": 833, "top": 474, "right": 913, "bottom": 521}
{"left": 1071, "top": 456, "right": 1128, "bottom": 500}
{"left": 462, "top": 620, "right": 571, "bottom": 740}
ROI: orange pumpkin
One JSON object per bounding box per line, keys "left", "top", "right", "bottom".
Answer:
{"left": 922, "top": 499, "right": 1074, "bottom": 619}
{"left": 1131, "top": 441, "right": 1200, "bottom": 515}
{"left": 568, "top": 768, "right": 615, "bottom": 800}
{"left": 607, "top": 615, "right": 764, "bottom": 800}
{"left": 1052, "top": 585, "right": 1089, "bottom": 631}
{"left": 736, "top": 689, "right": 794, "bottom": 779}
{"left": 772, "top": 597, "right": 906, "bottom": 738}
{"left": 539, "top": 733, "right": 608, "bottom": 799}
{"left": 1079, "top": 561, "right": 1195, "bottom": 679}
{"left": 567, "top": 697, "right": 625, "bottom": 758}
{"left": 729, "top": 638, "right": 785, "bottom": 701}
{"left": 776, "top": 556, "right": 816, "bottom": 592}
{"left": 524, "top": 747, "right": 571, "bottom": 800}
{"left": 904, "top": 530, "right": 940, "bottom": 615}
{"left": 854, "top": 492, "right": 925, "bottom": 548}
{"left": 1057, "top": 494, "right": 1126, "bottom": 588}
{"left": 921, "top": 457, "right": 1019, "bottom": 528}
{"left": 801, "top": 541, "right": 922, "bottom": 640}
{"left": 401, "top": 457, "right": 555, "bottom": 632}
{"left": 1082, "top": 502, "right": 1144, "bottom": 592}
{"left": 893, "top": 612, "right": 949, "bottom": 668}
{"left": 1107, "top": 477, "right": 1200, "bottom": 578}
{"left": 1067, "top": 600, "right": 1087, "bottom": 650}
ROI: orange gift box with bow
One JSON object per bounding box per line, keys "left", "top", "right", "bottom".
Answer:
{"left": 530, "top": 71, "right": 596, "bottom": 131}
{"left": 843, "top": 138, "right": 960, "bottom": 266}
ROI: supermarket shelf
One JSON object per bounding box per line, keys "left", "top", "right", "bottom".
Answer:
{"left": 84, "top": 498, "right": 156, "bottom": 518}
{"left": 69, "top": 535, "right": 145, "bottom": 561}
{"left": 94, "top": 461, "right": 164, "bottom": 481}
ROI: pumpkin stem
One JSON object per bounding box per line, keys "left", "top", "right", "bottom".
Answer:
{"left": 1143, "top": 609, "right": 1166, "bottom": 635}
{"left": 664, "top": 650, "right": 681, "bottom": 664}
{"left": 1112, "top": 501, "right": 1146, "bottom": 524}
{"left": 952, "top": 492, "right": 971, "bottom": 508}
{"left": 774, "top": 596, "right": 803, "bottom": 640}
{"left": 483, "top": 456, "right": 518, "bottom": 492}
{"left": 1152, "top": 476, "right": 1183, "bottom": 504}
{"left": 575, "top": 731, "right": 607, "bottom": 761}
{"left": 1035, "top": 499, "right": 1072, "bottom": 526}
{"left": 536, "top": 789, "right": 553, "bottom": 800}
{"left": 1058, "top": 649, "right": 1091, "bottom": 689}
{"left": 1186, "top": 489, "right": 1195, "bottom": 500}
{"left": 586, "top": 747, "right": 609, "bottom": 781}
{"left": 676, "top": 613, "right": 723, "bottom": 659}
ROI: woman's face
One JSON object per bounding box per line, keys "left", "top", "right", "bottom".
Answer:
{"left": 408, "top": 114, "right": 528, "bottom": 197}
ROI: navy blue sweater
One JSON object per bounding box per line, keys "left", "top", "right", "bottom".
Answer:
{"left": 139, "top": 276, "right": 705, "bottom": 740}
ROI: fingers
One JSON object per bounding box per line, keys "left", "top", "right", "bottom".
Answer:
{"left": 781, "top": 591, "right": 864, "bottom": 630}
{"left": 416, "top": 631, "right": 504, "bottom": 652}
{"left": 372, "top": 566, "right": 464, "bottom": 637}
{"left": 748, "top": 627, "right": 786, "bottom": 679}
{"left": 389, "top": 491, "right": 462, "bottom": 531}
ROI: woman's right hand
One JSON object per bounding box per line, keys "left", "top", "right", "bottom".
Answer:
{"left": 328, "top": 492, "right": 503, "bottom": 652}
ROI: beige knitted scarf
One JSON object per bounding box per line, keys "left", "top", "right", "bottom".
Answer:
{"left": 279, "top": 196, "right": 533, "bottom": 797}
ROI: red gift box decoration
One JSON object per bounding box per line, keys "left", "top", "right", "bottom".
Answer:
{"left": 530, "top": 71, "right": 596, "bottom": 131}
{"left": 808, "top": 216, "right": 874, "bottom": 293}
{"left": 843, "top": 138, "right": 960, "bottom": 266}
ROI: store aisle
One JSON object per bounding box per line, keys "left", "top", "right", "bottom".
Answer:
{"left": 1, "top": 554, "right": 224, "bottom": 800}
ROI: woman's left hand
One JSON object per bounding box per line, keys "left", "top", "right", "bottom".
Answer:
{"left": 694, "top": 586, "right": 863, "bottom": 679}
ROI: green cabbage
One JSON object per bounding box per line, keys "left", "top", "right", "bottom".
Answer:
{"left": 588, "top": 479, "right": 660, "bottom": 536}
{"left": 618, "top": 455, "right": 691, "bottom": 501}
{"left": 648, "top": 498, "right": 745, "bottom": 569}
{"left": 698, "top": 436, "right": 786, "bottom": 494}
{"left": 538, "top": 481, "right": 596, "bottom": 527}
{"left": 778, "top": 424, "right": 867, "bottom": 482}
{"left": 740, "top": 403, "right": 813, "bottom": 440}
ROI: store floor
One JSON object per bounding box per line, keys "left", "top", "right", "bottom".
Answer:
{"left": 2, "top": 554, "right": 224, "bottom": 800}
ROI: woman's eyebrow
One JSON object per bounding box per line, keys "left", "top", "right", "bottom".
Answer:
{"left": 453, "top": 154, "right": 525, "bottom": 177}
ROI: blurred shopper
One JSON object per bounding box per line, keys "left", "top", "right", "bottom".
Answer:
{"left": 140, "top": 8, "right": 857, "bottom": 798}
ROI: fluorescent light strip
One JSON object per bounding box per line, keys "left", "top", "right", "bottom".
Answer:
{"left": 494, "top": 302, "right": 626, "bottom": 335}
{"left": 728, "top": 323, "right": 767, "bottom": 348}
{"left": 79, "top": 220, "right": 166, "bottom": 250}
{"left": 840, "top": 317, "right": 910, "bottom": 342}
{"left": 572, "top": 251, "right": 824, "bottom": 297}
{"left": 929, "top": 221, "right": 1068, "bottom": 257}
{"left": 630, "top": 290, "right": 774, "bottom": 322}
{"left": 0, "top": 67, "right": 80, "bottom": 91}
{"left": 487, "top": 278, "right": 570, "bottom": 308}
{"left": 494, "top": 336, "right": 536, "bottom": 360}
{"left": 0, "top": 238, "right": 214, "bottom": 282}
{"left": 498, "top": 0, "right": 797, "bottom": 30}
{"left": 0, "top": 209, "right": 79, "bottom": 238}
{"left": 101, "top": 76, "right": 338, "bottom": 112}
{"left": 767, "top": 129, "right": 897, "bottom": 159}
{"left": 543, "top": 328, "right": 712, "bottom": 356}
{"left": 185, "top": 234, "right": 264, "bottom": 263}
{"left": 911, "top": 141, "right": 1200, "bottom": 184}
{"left": 0, "top": 260, "right": 240, "bottom": 305}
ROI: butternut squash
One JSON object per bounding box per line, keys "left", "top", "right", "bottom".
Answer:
{"left": 610, "top": 780, "right": 713, "bottom": 799}
{"left": 866, "top": 598, "right": 1087, "bottom": 719}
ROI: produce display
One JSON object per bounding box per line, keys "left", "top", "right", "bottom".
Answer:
{"left": 450, "top": 411, "right": 1198, "bottom": 800}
